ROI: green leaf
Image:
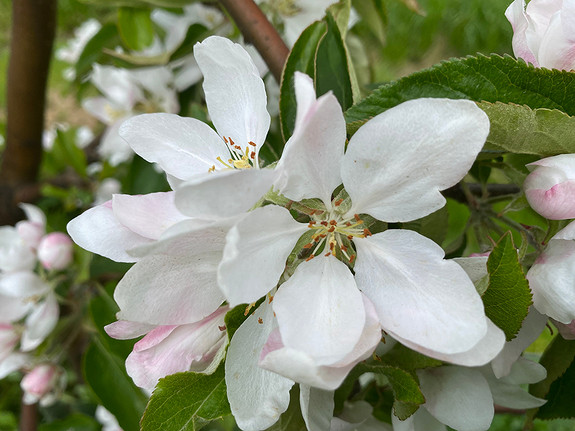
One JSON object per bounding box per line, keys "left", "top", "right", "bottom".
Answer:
{"left": 75, "top": 23, "right": 121, "bottom": 81}
{"left": 83, "top": 339, "right": 148, "bottom": 431}
{"left": 169, "top": 23, "right": 210, "bottom": 62}
{"left": 364, "top": 364, "right": 425, "bottom": 420}
{"left": 80, "top": 0, "right": 193, "bottom": 7}
{"left": 538, "top": 356, "right": 575, "bottom": 420}
{"left": 380, "top": 343, "right": 443, "bottom": 371}
{"left": 345, "top": 54, "right": 575, "bottom": 133}
{"left": 327, "top": 0, "right": 352, "bottom": 37}
{"left": 483, "top": 232, "right": 532, "bottom": 341}
{"left": 315, "top": 12, "right": 353, "bottom": 110}
{"left": 352, "top": 0, "right": 387, "bottom": 43}
{"left": 530, "top": 337, "right": 575, "bottom": 405}
{"left": 224, "top": 303, "right": 250, "bottom": 341}
{"left": 402, "top": 206, "right": 448, "bottom": 246}
{"left": 279, "top": 21, "right": 326, "bottom": 141}
{"left": 267, "top": 386, "right": 307, "bottom": 431}
{"left": 479, "top": 102, "right": 575, "bottom": 157}
{"left": 118, "top": 7, "right": 154, "bottom": 51}
{"left": 141, "top": 366, "right": 230, "bottom": 431}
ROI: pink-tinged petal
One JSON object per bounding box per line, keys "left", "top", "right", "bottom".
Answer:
{"left": 275, "top": 73, "right": 345, "bottom": 207}
{"left": 538, "top": 9, "right": 575, "bottom": 70}
{"left": 491, "top": 307, "right": 547, "bottom": 378}
{"left": 37, "top": 233, "right": 73, "bottom": 270}
{"left": 342, "top": 99, "right": 489, "bottom": 222}
{"left": 505, "top": 0, "right": 540, "bottom": 65}
{"left": 175, "top": 168, "right": 277, "bottom": 218}
{"left": 126, "top": 307, "right": 227, "bottom": 391}
{"left": 0, "top": 325, "right": 19, "bottom": 361}
{"left": 392, "top": 408, "right": 447, "bottom": 431}
{"left": 67, "top": 201, "right": 153, "bottom": 263}
{"left": 21, "top": 364, "right": 59, "bottom": 405}
{"left": 226, "top": 301, "right": 294, "bottom": 431}
{"left": 354, "top": 230, "right": 487, "bottom": 354}
{"left": 115, "top": 226, "right": 227, "bottom": 325}
{"left": 0, "top": 272, "right": 50, "bottom": 298}
{"left": 417, "top": 366, "right": 493, "bottom": 431}
{"left": 16, "top": 221, "right": 45, "bottom": 250}
{"left": 527, "top": 238, "right": 575, "bottom": 323}
{"left": 112, "top": 192, "right": 188, "bottom": 240}
{"left": 21, "top": 293, "right": 59, "bottom": 352}
{"left": 0, "top": 227, "right": 36, "bottom": 272}
{"left": 260, "top": 295, "right": 381, "bottom": 390}
{"left": 524, "top": 154, "right": 575, "bottom": 219}
{"left": 105, "top": 320, "right": 157, "bottom": 340}
{"left": 119, "top": 113, "right": 228, "bottom": 181}
{"left": 392, "top": 318, "right": 505, "bottom": 367}
{"left": 552, "top": 318, "right": 575, "bottom": 339}
{"left": 299, "top": 385, "right": 334, "bottom": 431}
{"left": 218, "top": 206, "right": 307, "bottom": 306}
{"left": 273, "top": 255, "right": 365, "bottom": 365}
{"left": 194, "top": 36, "right": 270, "bottom": 160}
{"left": 19, "top": 204, "right": 46, "bottom": 227}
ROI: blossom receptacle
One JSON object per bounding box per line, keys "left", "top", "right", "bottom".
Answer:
{"left": 37, "top": 232, "right": 73, "bottom": 271}
{"left": 505, "top": 0, "right": 575, "bottom": 70}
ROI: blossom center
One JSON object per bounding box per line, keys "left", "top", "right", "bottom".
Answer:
{"left": 302, "top": 201, "right": 371, "bottom": 263}
{"left": 209, "top": 136, "right": 256, "bottom": 172}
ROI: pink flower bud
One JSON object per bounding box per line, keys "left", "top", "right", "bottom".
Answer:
{"left": 20, "top": 364, "right": 59, "bottom": 405}
{"left": 505, "top": 0, "right": 575, "bottom": 71}
{"left": 37, "top": 233, "right": 74, "bottom": 270}
{"left": 524, "top": 154, "right": 575, "bottom": 220}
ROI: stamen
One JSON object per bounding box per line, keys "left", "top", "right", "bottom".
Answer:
{"left": 258, "top": 318, "right": 263, "bottom": 324}
{"left": 244, "top": 302, "right": 256, "bottom": 316}
{"left": 223, "top": 136, "right": 229, "bottom": 144}
{"left": 208, "top": 165, "right": 216, "bottom": 172}
{"left": 329, "top": 220, "right": 337, "bottom": 225}
{"left": 218, "top": 325, "right": 226, "bottom": 331}
{"left": 249, "top": 141, "right": 256, "bottom": 147}
{"left": 306, "top": 254, "right": 315, "bottom": 261}
{"left": 354, "top": 214, "right": 362, "bottom": 222}
{"left": 216, "top": 156, "right": 233, "bottom": 169}
{"left": 363, "top": 228, "right": 372, "bottom": 237}
{"left": 334, "top": 198, "right": 344, "bottom": 206}
{"left": 250, "top": 151, "right": 255, "bottom": 159}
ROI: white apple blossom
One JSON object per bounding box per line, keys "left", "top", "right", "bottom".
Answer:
{"left": 119, "top": 36, "right": 276, "bottom": 218}
{"left": 56, "top": 19, "right": 102, "bottom": 80}
{"left": 505, "top": 0, "right": 575, "bottom": 70}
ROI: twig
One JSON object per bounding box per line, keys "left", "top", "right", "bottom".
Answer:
{"left": 218, "top": 0, "right": 289, "bottom": 84}
{"left": 0, "top": 0, "right": 58, "bottom": 225}
{"left": 19, "top": 401, "right": 37, "bottom": 431}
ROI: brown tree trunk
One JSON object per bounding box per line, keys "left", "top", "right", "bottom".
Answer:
{"left": 0, "top": 0, "right": 57, "bottom": 225}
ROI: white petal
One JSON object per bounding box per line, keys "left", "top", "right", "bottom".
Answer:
{"left": 527, "top": 238, "right": 575, "bottom": 323}
{"left": 342, "top": 99, "right": 489, "bottom": 222}
{"left": 194, "top": 36, "right": 270, "bottom": 160}
{"left": 275, "top": 73, "right": 346, "bottom": 206}
{"left": 98, "top": 118, "right": 134, "bottom": 166}
{"left": 354, "top": 230, "right": 487, "bottom": 354}
{"left": 126, "top": 307, "right": 227, "bottom": 391}
{"left": 537, "top": 9, "right": 575, "bottom": 70}
{"left": 175, "top": 168, "right": 277, "bottom": 218}
{"left": 418, "top": 366, "right": 493, "bottom": 431}
{"left": 391, "top": 318, "right": 505, "bottom": 367}
{"left": 105, "top": 320, "right": 157, "bottom": 340}
{"left": 21, "top": 294, "right": 59, "bottom": 352}
{"left": 273, "top": 255, "right": 365, "bottom": 365}
{"left": 0, "top": 227, "right": 36, "bottom": 272}
{"left": 300, "top": 385, "right": 334, "bottom": 431}
{"left": 119, "top": 113, "right": 228, "bottom": 181}
{"left": 0, "top": 272, "right": 50, "bottom": 298}
{"left": 0, "top": 294, "right": 31, "bottom": 323}
{"left": 112, "top": 192, "right": 188, "bottom": 240}
{"left": 19, "top": 204, "right": 46, "bottom": 227}
{"left": 115, "top": 228, "right": 226, "bottom": 325}
{"left": 491, "top": 307, "right": 547, "bottom": 378}
{"left": 392, "top": 408, "right": 447, "bottom": 431}
{"left": 226, "top": 301, "right": 294, "bottom": 431}
{"left": 453, "top": 256, "right": 489, "bottom": 283}
{"left": 0, "top": 353, "right": 30, "bottom": 379}
{"left": 218, "top": 206, "right": 307, "bottom": 306}
{"left": 67, "top": 201, "right": 153, "bottom": 263}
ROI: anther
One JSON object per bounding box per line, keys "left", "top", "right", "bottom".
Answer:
{"left": 334, "top": 198, "right": 343, "bottom": 206}
{"left": 354, "top": 214, "right": 361, "bottom": 222}
{"left": 250, "top": 151, "right": 255, "bottom": 159}
{"left": 249, "top": 141, "right": 256, "bottom": 147}
{"left": 234, "top": 145, "right": 242, "bottom": 150}
{"left": 329, "top": 220, "right": 337, "bottom": 225}
{"left": 327, "top": 226, "right": 335, "bottom": 233}
{"left": 258, "top": 318, "right": 263, "bottom": 324}
{"left": 349, "top": 255, "right": 356, "bottom": 263}
{"left": 268, "top": 295, "right": 274, "bottom": 303}
{"left": 363, "top": 228, "right": 372, "bottom": 237}
{"left": 229, "top": 137, "right": 236, "bottom": 146}
{"left": 320, "top": 221, "right": 328, "bottom": 226}
{"left": 218, "top": 325, "right": 226, "bottom": 331}
{"left": 303, "top": 243, "right": 313, "bottom": 249}
{"left": 223, "top": 136, "right": 229, "bottom": 144}
{"left": 244, "top": 302, "right": 256, "bottom": 316}
{"left": 306, "top": 254, "right": 315, "bottom": 261}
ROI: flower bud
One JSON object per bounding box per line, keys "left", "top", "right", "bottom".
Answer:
{"left": 37, "top": 233, "right": 74, "bottom": 270}
{"left": 524, "top": 154, "right": 575, "bottom": 220}
{"left": 16, "top": 221, "right": 45, "bottom": 250}
{"left": 20, "top": 364, "right": 60, "bottom": 405}
{"left": 505, "top": 0, "right": 575, "bottom": 71}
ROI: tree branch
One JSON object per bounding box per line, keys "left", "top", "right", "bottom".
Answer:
{"left": 218, "top": 0, "right": 289, "bottom": 84}
{"left": 19, "top": 401, "right": 37, "bottom": 431}
{"left": 0, "top": 0, "right": 57, "bottom": 225}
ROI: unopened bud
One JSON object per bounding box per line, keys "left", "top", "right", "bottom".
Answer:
{"left": 37, "top": 233, "right": 73, "bottom": 270}
{"left": 21, "top": 364, "right": 59, "bottom": 405}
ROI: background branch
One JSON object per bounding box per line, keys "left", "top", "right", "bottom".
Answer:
{"left": 0, "top": 0, "right": 57, "bottom": 225}
{"left": 218, "top": 0, "right": 289, "bottom": 84}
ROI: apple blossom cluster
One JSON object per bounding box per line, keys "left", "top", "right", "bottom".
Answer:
{"left": 67, "top": 35, "right": 554, "bottom": 431}
{"left": 0, "top": 205, "right": 73, "bottom": 406}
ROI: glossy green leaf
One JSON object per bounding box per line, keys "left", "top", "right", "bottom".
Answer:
{"left": 483, "top": 232, "right": 532, "bottom": 341}
{"left": 327, "top": 0, "right": 351, "bottom": 36}
{"left": 118, "top": 7, "right": 154, "bottom": 51}
{"left": 352, "top": 0, "right": 387, "bottom": 43}
{"left": 279, "top": 21, "right": 326, "bottom": 141}
{"left": 538, "top": 356, "right": 575, "bottom": 419}
{"left": 479, "top": 102, "right": 575, "bottom": 157}
{"left": 364, "top": 364, "right": 425, "bottom": 420}
{"left": 38, "top": 413, "right": 100, "bottom": 431}
{"left": 345, "top": 55, "right": 575, "bottom": 134}
{"left": 75, "top": 23, "right": 121, "bottom": 81}
{"left": 84, "top": 339, "right": 148, "bottom": 431}
{"left": 380, "top": 343, "right": 443, "bottom": 371}
{"left": 315, "top": 13, "right": 353, "bottom": 110}
{"left": 141, "top": 366, "right": 230, "bottom": 431}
